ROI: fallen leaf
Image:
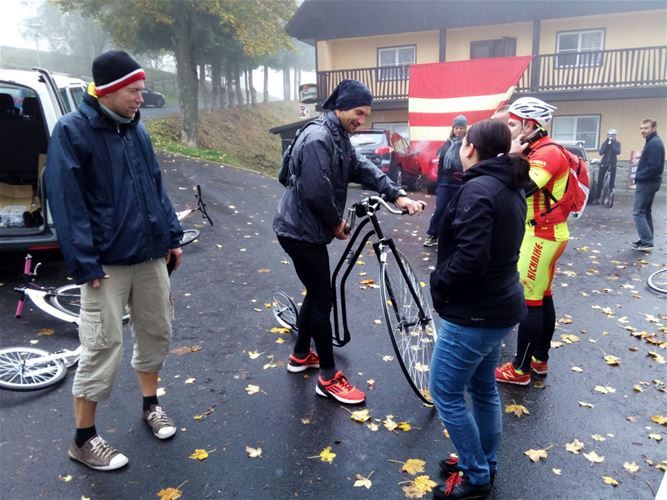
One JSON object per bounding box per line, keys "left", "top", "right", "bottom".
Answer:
{"left": 184, "top": 378, "right": 196, "bottom": 384}
{"left": 565, "top": 438, "right": 584, "bottom": 454}
{"left": 571, "top": 366, "right": 584, "bottom": 373}
{"left": 579, "top": 401, "right": 595, "bottom": 408}
{"left": 650, "top": 415, "right": 667, "bottom": 426}
{"left": 382, "top": 355, "right": 394, "bottom": 362}
{"left": 591, "top": 434, "right": 606, "bottom": 442}
{"left": 648, "top": 351, "right": 666, "bottom": 364}
{"left": 401, "top": 458, "right": 426, "bottom": 475}
{"left": 603, "top": 354, "right": 621, "bottom": 366}
{"left": 594, "top": 385, "right": 616, "bottom": 394}
{"left": 59, "top": 473, "right": 72, "bottom": 482}
{"left": 157, "top": 486, "right": 184, "bottom": 500}
{"left": 561, "top": 334, "right": 580, "bottom": 343}
{"left": 623, "top": 462, "right": 639, "bottom": 473}
{"left": 247, "top": 350, "right": 264, "bottom": 359}
{"left": 349, "top": 409, "right": 371, "bottom": 423}
{"left": 269, "top": 327, "right": 291, "bottom": 334}
{"left": 383, "top": 415, "right": 398, "bottom": 432}
{"left": 38, "top": 328, "right": 55, "bottom": 336}
{"left": 353, "top": 472, "right": 373, "bottom": 489}
{"left": 313, "top": 446, "right": 336, "bottom": 463}
{"left": 633, "top": 384, "right": 644, "bottom": 392}
{"left": 583, "top": 451, "right": 605, "bottom": 464}
{"left": 398, "top": 422, "right": 412, "bottom": 432}
{"left": 367, "top": 422, "right": 380, "bottom": 432}
{"left": 171, "top": 345, "right": 202, "bottom": 355}
{"left": 525, "top": 448, "right": 548, "bottom": 462}
{"left": 552, "top": 468, "right": 562, "bottom": 475}
{"left": 245, "top": 446, "right": 262, "bottom": 458}
{"left": 602, "top": 476, "right": 619, "bottom": 487}
{"left": 257, "top": 268, "right": 271, "bottom": 273}
{"left": 505, "top": 403, "right": 530, "bottom": 417}
{"left": 189, "top": 449, "right": 210, "bottom": 461}
{"left": 245, "top": 384, "right": 262, "bottom": 395}
{"left": 156, "top": 387, "right": 166, "bottom": 397}
{"left": 402, "top": 475, "right": 437, "bottom": 498}
{"left": 193, "top": 406, "right": 215, "bottom": 421}
{"left": 648, "top": 433, "right": 663, "bottom": 441}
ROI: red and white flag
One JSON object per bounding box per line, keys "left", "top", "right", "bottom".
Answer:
{"left": 408, "top": 56, "right": 533, "bottom": 163}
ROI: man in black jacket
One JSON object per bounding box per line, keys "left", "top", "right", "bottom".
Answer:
{"left": 632, "top": 119, "right": 664, "bottom": 251}
{"left": 273, "top": 79, "right": 424, "bottom": 405}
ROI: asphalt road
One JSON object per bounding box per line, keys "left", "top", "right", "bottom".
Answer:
{"left": 0, "top": 153, "right": 665, "bottom": 500}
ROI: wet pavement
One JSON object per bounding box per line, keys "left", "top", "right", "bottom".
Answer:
{"left": 0, "top": 153, "right": 665, "bottom": 499}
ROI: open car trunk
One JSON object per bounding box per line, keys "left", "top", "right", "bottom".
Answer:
{"left": 0, "top": 84, "right": 49, "bottom": 238}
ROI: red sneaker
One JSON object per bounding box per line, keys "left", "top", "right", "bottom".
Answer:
{"left": 495, "top": 362, "right": 530, "bottom": 386}
{"left": 287, "top": 350, "right": 320, "bottom": 373}
{"left": 316, "top": 371, "right": 365, "bottom": 404}
{"left": 530, "top": 356, "right": 548, "bottom": 375}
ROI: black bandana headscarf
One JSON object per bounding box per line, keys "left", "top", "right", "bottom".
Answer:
{"left": 321, "top": 79, "right": 373, "bottom": 111}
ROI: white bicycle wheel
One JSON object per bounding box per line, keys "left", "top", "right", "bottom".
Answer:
{"left": 271, "top": 291, "right": 298, "bottom": 337}
{"left": 180, "top": 229, "right": 200, "bottom": 246}
{"left": 50, "top": 284, "right": 130, "bottom": 323}
{"left": 0, "top": 346, "right": 67, "bottom": 390}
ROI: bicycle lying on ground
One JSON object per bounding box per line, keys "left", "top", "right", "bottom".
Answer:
{"left": 272, "top": 195, "right": 437, "bottom": 404}
{"left": 0, "top": 185, "right": 214, "bottom": 391}
{"left": 647, "top": 268, "right": 667, "bottom": 295}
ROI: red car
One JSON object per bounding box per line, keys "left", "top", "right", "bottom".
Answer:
{"left": 350, "top": 129, "right": 420, "bottom": 188}
{"left": 400, "top": 141, "right": 441, "bottom": 193}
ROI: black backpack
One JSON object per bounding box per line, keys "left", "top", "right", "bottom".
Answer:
{"left": 278, "top": 120, "right": 342, "bottom": 188}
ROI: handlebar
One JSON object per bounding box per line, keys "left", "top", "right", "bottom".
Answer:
{"left": 345, "top": 195, "right": 411, "bottom": 234}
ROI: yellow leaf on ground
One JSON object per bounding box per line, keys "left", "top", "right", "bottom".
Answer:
{"left": 591, "top": 434, "right": 606, "bottom": 442}
{"left": 561, "top": 334, "right": 580, "bottom": 343}
{"left": 624, "top": 462, "right": 639, "bottom": 473}
{"left": 382, "top": 355, "right": 394, "bottom": 362}
{"left": 349, "top": 409, "right": 371, "bottom": 423}
{"left": 650, "top": 415, "right": 667, "bottom": 425}
{"left": 505, "top": 403, "right": 530, "bottom": 417}
{"left": 353, "top": 472, "right": 373, "bottom": 489}
{"left": 192, "top": 406, "right": 215, "bottom": 421}
{"left": 594, "top": 385, "right": 616, "bottom": 394}
{"left": 398, "top": 422, "right": 412, "bottom": 432}
{"left": 383, "top": 415, "right": 399, "bottom": 432}
{"left": 38, "top": 328, "right": 55, "bottom": 336}
{"left": 156, "top": 387, "right": 166, "bottom": 397}
{"left": 603, "top": 354, "right": 621, "bottom": 366}
{"left": 414, "top": 475, "right": 437, "bottom": 492}
{"left": 366, "top": 422, "right": 380, "bottom": 432}
{"left": 317, "top": 446, "right": 336, "bottom": 463}
{"left": 189, "top": 449, "right": 209, "bottom": 461}
{"left": 579, "top": 401, "right": 594, "bottom": 408}
{"left": 257, "top": 268, "right": 271, "bottom": 273}
{"left": 633, "top": 385, "right": 643, "bottom": 392}
{"left": 157, "top": 486, "right": 183, "bottom": 500}
{"left": 583, "top": 451, "right": 605, "bottom": 463}
{"left": 59, "top": 473, "right": 72, "bottom": 482}
{"left": 402, "top": 458, "right": 426, "bottom": 475}
{"left": 247, "top": 350, "right": 264, "bottom": 359}
{"left": 602, "top": 476, "right": 619, "bottom": 486}
{"left": 170, "top": 345, "right": 202, "bottom": 355}
{"left": 275, "top": 338, "right": 286, "bottom": 344}
{"left": 648, "top": 433, "right": 663, "bottom": 441}
{"left": 245, "top": 384, "right": 261, "bottom": 395}
{"left": 571, "top": 366, "right": 584, "bottom": 373}
{"left": 184, "top": 378, "right": 196, "bottom": 384}
{"left": 269, "top": 327, "right": 291, "bottom": 334}
{"left": 565, "top": 438, "right": 584, "bottom": 454}
{"left": 245, "top": 446, "right": 262, "bottom": 458}
{"left": 648, "top": 351, "right": 666, "bottom": 364}
{"left": 552, "top": 468, "right": 562, "bottom": 475}
{"left": 525, "top": 448, "right": 548, "bottom": 462}
{"left": 359, "top": 279, "right": 376, "bottom": 285}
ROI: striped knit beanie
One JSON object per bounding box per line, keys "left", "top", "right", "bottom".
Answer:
{"left": 92, "top": 51, "right": 145, "bottom": 96}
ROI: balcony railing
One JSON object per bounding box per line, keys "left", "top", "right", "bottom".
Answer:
{"left": 315, "top": 46, "right": 667, "bottom": 102}
{"left": 517, "top": 46, "right": 667, "bottom": 93}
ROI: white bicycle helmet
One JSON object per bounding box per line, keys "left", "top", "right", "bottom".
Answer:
{"left": 508, "top": 97, "right": 557, "bottom": 127}
{"left": 607, "top": 128, "right": 617, "bottom": 135}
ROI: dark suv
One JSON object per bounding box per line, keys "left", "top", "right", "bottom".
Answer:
{"left": 350, "top": 129, "right": 418, "bottom": 186}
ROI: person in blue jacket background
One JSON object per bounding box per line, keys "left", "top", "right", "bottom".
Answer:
{"left": 45, "top": 51, "right": 183, "bottom": 472}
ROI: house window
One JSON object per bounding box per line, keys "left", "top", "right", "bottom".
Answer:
{"left": 552, "top": 115, "right": 600, "bottom": 150}
{"left": 556, "top": 29, "right": 604, "bottom": 67}
{"left": 378, "top": 46, "right": 415, "bottom": 80}
{"left": 470, "top": 37, "right": 516, "bottom": 59}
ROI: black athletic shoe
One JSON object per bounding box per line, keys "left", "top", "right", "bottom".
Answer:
{"left": 433, "top": 472, "right": 491, "bottom": 499}
{"left": 439, "top": 457, "right": 495, "bottom": 487}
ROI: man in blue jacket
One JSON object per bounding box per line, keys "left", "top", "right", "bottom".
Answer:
{"left": 632, "top": 118, "right": 664, "bottom": 251}
{"left": 273, "top": 79, "right": 424, "bottom": 405}
{"left": 45, "top": 51, "right": 183, "bottom": 471}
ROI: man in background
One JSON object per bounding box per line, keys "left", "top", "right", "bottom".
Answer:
{"left": 632, "top": 119, "right": 664, "bottom": 251}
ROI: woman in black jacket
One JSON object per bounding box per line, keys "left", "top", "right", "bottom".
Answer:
{"left": 429, "top": 120, "right": 529, "bottom": 499}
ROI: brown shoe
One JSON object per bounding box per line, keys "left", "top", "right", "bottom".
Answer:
{"left": 144, "top": 405, "right": 177, "bottom": 439}
{"left": 68, "top": 435, "right": 128, "bottom": 471}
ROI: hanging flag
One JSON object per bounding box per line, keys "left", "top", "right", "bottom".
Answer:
{"left": 408, "top": 56, "right": 533, "bottom": 176}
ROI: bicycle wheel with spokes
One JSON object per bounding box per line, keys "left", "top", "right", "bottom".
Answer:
{"left": 50, "top": 284, "right": 130, "bottom": 324}
{"left": 647, "top": 268, "right": 667, "bottom": 295}
{"left": 0, "top": 346, "right": 67, "bottom": 390}
{"left": 271, "top": 291, "right": 299, "bottom": 337}
{"left": 380, "top": 247, "right": 437, "bottom": 404}
{"left": 602, "top": 178, "right": 614, "bottom": 208}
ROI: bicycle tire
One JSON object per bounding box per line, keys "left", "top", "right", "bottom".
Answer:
{"left": 50, "top": 284, "right": 130, "bottom": 324}
{"left": 0, "top": 346, "right": 67, "bottom": 390}
{"left": 602, "top": 176, "right": 614, "bottom": 208}
{"left": 180, "top": 229, "right": 200, "bottom": 246}
{"left": 271, "top": 291, "right": 298, "bottom": 337}
{"left": 380, "top": 248, "right": 437, "bottom": 404}
{"left": 647, "top": 268, "right": 667, "bottom": 295}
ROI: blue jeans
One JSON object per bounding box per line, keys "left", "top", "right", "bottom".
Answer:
{"left": 430, "top": 319, "right": 513, "bottom": 486}
{"left": 427, "top": 183, "right": 461, "bottom": 236}
{"left": 633, "top": 181, "right": 661, "bottom": 245}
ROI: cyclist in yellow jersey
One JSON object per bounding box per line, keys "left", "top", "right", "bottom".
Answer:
{"left": 496, "top": 97, "right": 570, "bottom": 386}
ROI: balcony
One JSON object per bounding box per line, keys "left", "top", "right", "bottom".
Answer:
{"left": 315, "top": 46, "right": 667, "bottom": 105}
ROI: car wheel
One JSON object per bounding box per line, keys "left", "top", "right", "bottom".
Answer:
{"left": 157, "top": 97, "right": 165, "bottom": 108}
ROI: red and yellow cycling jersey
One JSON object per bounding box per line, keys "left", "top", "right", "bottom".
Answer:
{"left": 525, "top": 136, "right": 570, "bottom": 241}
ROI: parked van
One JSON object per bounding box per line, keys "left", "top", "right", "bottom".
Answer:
{"left": 0, "top": 68, "right": 66, "bottom": 253}
{"left": 53, "top": 74, "right": 86, "bottom": 113}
